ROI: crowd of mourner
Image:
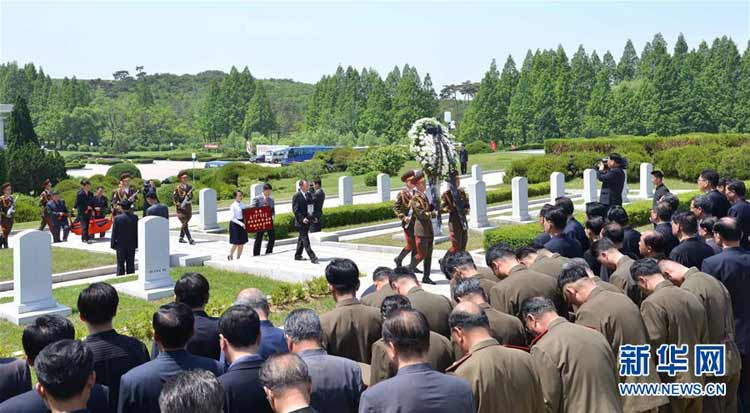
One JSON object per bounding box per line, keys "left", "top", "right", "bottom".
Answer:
{"left": 1, "top": 165, "right": 750, "bottom": 413}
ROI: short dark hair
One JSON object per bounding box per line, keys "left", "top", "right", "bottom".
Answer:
{"left": 448, "top": 306, "right": 490, "bottom": 331}
{"left": 585, "top": 202, "right": 608, "bottom": 219}
{"left": 728, "top": 180, "right": 746, "bottom": 198}
{"left": 714, "top": 217, "right": 741, "bottom": 242}
{"left": 153, "top": 302, "right": 195, "bottom": 349}
{"left": 485, "top": 243, "right": 516, "bottom": 266}
{"left": 516, "top": 245, "right": 539, "bottom": 260}
{"left": 381, "top": 295, "right": 412, "bottom": 319}
{"left": 260, "top": 353, "right": 311, "bottom": 392}
{"left": 539, "top": 203, "right": 555, "bottom": 217}
{"left": 642, "top": 231, "right": 666, "bottom": 254}
{"left": 659, "top": 193, "right": 680, "bottom": 212}
{"left": 699, "top": 217, "right": 717, "bottom": 235}
{"left": 444, "top": 251, "right": 476, "bottom": 275}
{"left": 591, "top": 238, "right": 616, "bottom": 256}
{"left": 80, "top": 179, "right": 91, "bottom": 186}
{"left": 691, "top": 194, "right": 711, "bottom": 212}
{"left": 174, "top": 272, "right": 210, "bottom": 308}
{"left": 606, "top": 206, "right": 629, "bottom": 226}
{"left": 219, "top": 305, "right": 261, "bottom": 348}
{"left": 284, "top": 308, "right": 323, "bottom": 343}
{"left": 558, "top": 263, "right": 589, "bottom": 290}
{"left": 452, "top": 277, "right": 485, "bottom": 302}
{"left": 543, "top": 207, "right": 568, "bottom": 230}
{"left": 651, "top": 170, "right": 664, "bottom": 179}
{"left": 381, "top": 309, "right": 430, "bottom": 358}
{"left": 232, "top": 189, "right": 243, "bottom": 199}
{"left": 313, "top": 177, "right": 322, "bottom": 186}
{"left": 718, "top": 177, "right": 733, "bottom": 188}
{"left": 372, "top": 266, "right": 393, "bottom": 282}
{"left": 700, "top": 169, "right": 720, "bottom": 187}
{"left": 263, "top": 183, "right": 272, "bottom": 191}
{"left": 22, "top": 315, "right": 75, "bottom": 363}
{"left": 35, "top": 340, "right": 93, "bottom": 401}
{"left": 554, "top": 196, "right": 574, "bottom": 216}
{"left": 159, "top": 370, "right": 224, "bottom": 413}
{"left": 324, "top": 258, "right": 360, "bottom": 293}
{"left": 146, "top": 192, "right": 158, "bottom": 200}
{"left": 520, "top": 297, "right": 557, "bottom": 320}
{"left": 654, "top": 202, "right": 673, "bottom": 222}
{"left": 630, "top": 258, "right": 661, "bottom": 281}
{"left": 96, "top": 186, "right": 104, "bottom": 191}
{"left": 601, "top": 223, "right": 624, "bottom": 244}
{"left": 77, "top": 282, "right": 119, "bottom": 325}
{"left": 672, "top": 212, "right": 698, "bottom": 236}
{"left": 389, "top": 266, "right": 418, "bottom": 284}
{"left": 585, "top": 216, "right": 607, "bottom": 236}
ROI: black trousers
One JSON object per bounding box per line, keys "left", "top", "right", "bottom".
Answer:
{"left": 295, "top": 225, "right": 316, "bottom": 259}
{"left": 116, "top": 248, "right": 136, "bottom": 275}
{"left": 51, "top": 220, "right": 69, "bottom": 243}
{"left": 79, "top": 215, "right": 90, "bottom": 242}
{"left": 460, "top": 162, "right": 467, "bottom": 175}
{"left": 253, "top": 228, "right": 276, "bottom": 255}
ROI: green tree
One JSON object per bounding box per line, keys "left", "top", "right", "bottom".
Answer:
{"left": 617, "top": 39, "right": 640, "bottom": 82}
{"left": 602, "top": 51, "right": 617, "bottom": 84}
{"left": 199, "top": 80, "right": 228, "bottom": 141}
{"left": 358, "top": 75, "right": 391, "bottom": 137}
{"left": 735, "top": 41, "right": 750, "bottom": 132}
{"left": 243, "top": 83, "right": 278, "bottom": 137}
{"left": 698, "top": 36, "right": 741, "bottom": 131}
{"left": 610, "top": 80, "right": 645, "bottom": 135}
{"left": 505, "top": 51, "right": 535, "bottom": 144}
{"left": 583, "top": 69, "right": 613, "bottom": 137}
{"left": 531, "top": 71, "right": 560, "bottom": 142}
{"left": 459, "top": 59, "right": 501, "bottom": 142}
{"left": 5, "top": 96, "right": 38, "bottom": 148}
{"left": 569, "top": 45, "right": 595, "bottom": 136}
{"left": 388, "top": 65, "right": 432, "bottom": 142}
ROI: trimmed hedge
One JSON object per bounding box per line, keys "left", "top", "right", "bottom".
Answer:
{"left": 483, "top": 191, "right": 700, "bottom": 250}
{"left": 465, "top": 141, "right": 492, "bottom": 154}
{"left": 544, "top": 133, "right": 750, "bottom": 155}
{"left": 486, "top": 182, "right": 550, "bottom": 205}
{"left": 271, "top": 201, "right": 396, "bottom": 239}
{"left": 106, "top": 163, "right": 142, "bottom": 179}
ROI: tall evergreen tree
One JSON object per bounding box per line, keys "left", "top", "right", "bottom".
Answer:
{"left": 494, "top": 55, "right": 519, "bottom": 145}
{"left": 698, "top": 36, "right": 741, "bottom": 131}
{"left": 384, "top": 66, "right": 401, "bottom": 99}
{"left": 734, "top": 41, "right": 750, "bottom": 132}
{"left": 388, "top": 65, "right": 429, "bottom": 142}
{"left": 5, "top": 96, "right": 38, "bottom": 147}
{"left": 583, "top": 69, "right": 613, "bottom": 137}
{"left": 602, "top": 51, "right": 617, "bottom": 84}
{"left": 199, "top": 80, "right": 228, "bottom": 141}
{"left": 646, "top": 46, "right": 680, "bottom": 135}
{"left": 243, "top": 83, "right": 277, "bottom": 137}
{"left": 610, "top": 82, "right": 645, "bottom": 135}
{"left": 617, "top": 39, "right": 639, "bottom": 82}
{"left": 506, "top": 51, "right": 535, "bottom": 143}
{"left": 531, "top": 71, "right": 560, "bottom": 142}
{"left": 420, "top": 74, "right": 439, "bottom": 117}
{"left": 459, "top": 59, "right": 501, "bottom": 142}
{"left": 569, "top": 45, "right": 595, "bottom": 136}
{"left": 358, "top": 75, "right": 391, "bottom": 136}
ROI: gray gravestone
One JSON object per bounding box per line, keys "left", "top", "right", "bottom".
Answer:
{"left": 640, "top": 163, "right": 654, "bottom": 199}
{"left": 622, "top": 172, "right": 630, "bottom": 203}
{"left": 250, "top": 183, "right": 263, "bottom": 199}
{"left": 511, "top": 176, "right": 530, "bottom": 222}
{"left": 0, "top": 230, "right": 70, "bottom": 325}
{"left": 198, "top": 188, "right": 221, "bottom": 232}
{"left": 468, "top": 179, "right": 490, "bottom": 229}
{"left": 471, "top": 164, "right": 483, "bottom": 182}
{"left": 339, "top": 176, "right": 353, "bottom": 205}
{"left": 550, "top": 172, "right": 565, "bottom": 203}
{"left": 116, "top": 216, "right": 174, "bottom": 300}
{"left": 583, "top": 168, "right": 598, "bottom": 204}
{"left": 376, "top": 173, "right": 390, "bottom": 202}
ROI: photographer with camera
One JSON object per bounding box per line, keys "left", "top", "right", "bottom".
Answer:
{"left": 596, "top": 153, "right": 626, "bottom": 212}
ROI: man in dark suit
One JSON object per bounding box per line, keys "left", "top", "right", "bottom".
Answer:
{"left": 0, "top": 315, "right": 110, "bottom": 413}
{"left": 701, "top": 217, "right": 750, "bottom": 410}
{"left": 555, "top": 196, "right": 588, "bottom": 251}
{"left": 669, "top": 212, "right": 715, "bottom": 269}
{"left": 74, "top": 179, "right": 94, "bottom": 244}
{"left": 144, "top": 192, "right": 169, "bottom": 219}
{"left": 596, "top": 153, "right": 626, "bottom": 210}
{"left": 651, "top": 170, "right": 670, "bottom": 209}
{"left": 607, "top": 206, "right": 641, "bottom": 258}
{"left": 690, "top": 194, "right": 714, "bottom": 221}
{"left": 292, "top": 179, "right": 318, "bottom": 263}
{"left": 217, "top": 305, "right": 271, "bottom": 413}
{"left": 142, "top": 179, "right": 158, "bottom": 217}
{"left": 251, "top": 183, "right": 276, "bottom": 256}
{"left": 79, "top": 283, "right": 149, "bottom": 410}
{"left": 33, "top": 340, "right": 97, "bottom": 413}
{"left": 285, "top": 308, "right": 364, "bottom": 413}
{"left": 698, "top": 169, "right": 731, "bottom": 218}
{"left": 651, "top": 202, "right": 679, "bottom": 256}
{"left": 310, "top": 177, "right": 325, "bottom": 233}
{"left": 0, "top": 358, "right": 29, "bottom": 404}
{"left": 46, "top": 191, "right": 70, "bottom": 243}
{"left": 260, "top": 353, "right": 316, "bottom": 413}
{"left": 110, "top": 200, "right": 138, "bottom": 276}
{"left": 532, "top": 204, "right": 554, "bottom": 248}
{"left": 459, "top": 144, "right": 469, "bottom": 175}
{"left": 234, "top": 288, "right": 288, "bottom": 359}
{"left": 358, "top": 309, "right": 474, "bottom": 412}
{"left": 543, "top": 207, "right": 583, "bottom": 258}
{"left": 159, "top": 370, "right": 224, "bottom": 413}
{"left": 727, "top": 180, "right": 750, "bottom": 249}
{"left": 118, "top": 302, "right": 221, "bottom": 413}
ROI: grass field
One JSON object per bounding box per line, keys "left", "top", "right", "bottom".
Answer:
{"left": 352, "top": 227, "right": 488, "bottom": 253}
{"left": 0, "top": 267, "right": 334, "bottom": 356}
{"left": 0, "top": 248, "right": 115, "bottom": 282}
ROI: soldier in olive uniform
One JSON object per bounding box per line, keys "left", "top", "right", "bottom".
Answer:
{"left": 393, "top": 170, "right": 420, "bottom": 271}
{"left": 517, "top": 246, "right": 570, "bottom": 280}
{"left": 452, "top": 278, "right": 527, "bottom": 347}
{"left": 369, "top": 295, "right": 453, "bottom": 386}
{"left": 631, "top": 259, "right": 708, "bottom": 413}
{"left": 173, "top": 171, "right": 194, "bottom": 244}
{"left": 522, "top": 296, "right": 623, "bottom": 413}
{"left": 390, "top": 266, "right": 453, "bottom": 338}
{"left": 0, "top": 183, "right": 15, "bottom": 249}
{"left": 660, "top": 259, "right": 742, "bottom": 413}
{"left": 361, "top": 267, "right": 397, "bottom": 309}
{"left": 441, "top": 173, "right": 469, "bottom": 253}
{"left": 447, "top": 302, "right": 544, "bottom": 413}
{"left": 410, "top": 171, "right": 436, "bottom": 284}
{"left": 444, "top": 251, "right": 496, "bottom": 300}
{"left": 319, "top": 259, "right": 382, "bottom": 364}
{"left": 559, "top": 264, "right": 668, "bottom": 413}
{"left": 37, "top": 179, "right": 53, "bottom": 231}
{"left": 110, "top": 173, "right": 139, "bottom": 217}
{"left": 593, "top": 238, "right": 640, "bottom": 304}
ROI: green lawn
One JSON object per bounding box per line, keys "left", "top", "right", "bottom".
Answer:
{"left": 352, "top": 226, "right": 487, "bottom": 253}
{"left": 0, "top": 267, "right": 334, "bottom": 357}
{"left": 0, "top": 248, "right": 116, "bottom": 282}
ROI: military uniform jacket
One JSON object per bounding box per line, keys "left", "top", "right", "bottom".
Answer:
{"left": 0, "top": 195, "right": 14, "bottom": 227}
{"left": 574, "top": 287, "right": 668, "bottom": 412}
{"left": 530, "top": 317, "right": 623, "bottom": 413}
{"left": 361, "top": 284, "right": 396, "bottom": 309}
{"left": 173, "top": 183, "right": 194, "bottom": 219}
{"left": 369, "top": 332, "right": 454, "bottom": 386}
{"left": 489, "top": 265, "right": 563, "bottom": 318}
{"left": 440, "top": 188, "right": 469, "bottom": 233}
{"left": 447, "top": 338, "right": 544, "bottom": 413}
{"left": 110, "top": 186, "right": 138, "bottom": 213}
{"left": 393, "top": 189, "right": 414, "bottom": 230}
{"left": 529, "top": 253, "right": 569, "bottom": 279}
{"left": 640, "top": 280, "right": 708, "bottom": 385}
{"left": 407, "top": 286, "right": 454, "bottom": 337}
{"left": 320, "top": 297, "right": 382, "bottom": 364}
{"left": 478, "top": 303, "right": 527, "bottom": 347}
{"left": 410, "top": 190, "right": 434, "bottom": 238}
{"left": 37, "top": 189, "right": 51, "bottom": 217}
{"left": 591, "top": 276, "right": 624, "bottom": 294}
{"left": 608, "top": 255, "right": 642, "bottom": 305}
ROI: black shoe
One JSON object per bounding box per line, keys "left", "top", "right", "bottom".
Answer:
{"left": 414, "top": 268, "right": 423, "bottom": 274}
{"left": 311, "top": 257, "right": 319, "bottom": 264}
{"left": 179, "top": 238, "right": 187, "bottom": 244}
{"left": 421, "top": 277, "right": 436, "bottom": 285}
{"left": 295, "top": 256, "right": 307, "bottom": 261}
{"left": 394, "top": 258, "right": 402, "bottom": 268}
{"left": 188, "top": 239, "right": 195, "bottom": 245}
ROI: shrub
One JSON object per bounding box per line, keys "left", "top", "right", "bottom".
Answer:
{"left": 674, "top": 146, "right": 719, "bottom": 182}
{"left": 508, "top": 156, "right": 570, "bottom": 184}
{"left": 485, "top": 183, "right": 550, "bottom": 205}
{"left": 314, "top": 148, "right": 362, "bottom": 172}
{"left": 652, "top": 147, "right": 682, "bottom": 177}
{"left": 133, "top": 158, "right": 154, "bottom": 164}
{"left": 95, "top": 158, "right": 123, "bottom": 165}
{"left": 272, "top": 201, "right": 396, "bottom": 239}
{"left": 347, "top": 155, "right": 373, "bottom": 175}
{"left": 304, "top": 277, "right": 329, "bottom": 298}
{"left": 106, "top": 163, "right": 142, "bottom": 179}
{"left": 364, "top": 171, "right": 379, "bottom": 187}
{"left": 64, "top": 162, "right": 86, "bottom": 170}
{"left": 346, "top": 146, "right": 407, "bottom": 176}
{"left": 287, "top": 159, "right": 327, "bottom": 182}
{"left": 717, "top": 146, "right": 750, "bottom": 180}
{"left": 8, "top": 194, "right": 39, "bottom": 223}
{"left": 465, "top": 141, "right": 491, "bottom": 154}
{"left": 544, "top": 133, "right": 750, "bottom": 155}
